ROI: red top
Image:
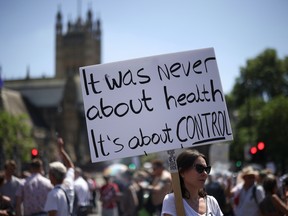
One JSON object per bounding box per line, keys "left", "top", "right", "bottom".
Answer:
{"left": 100, "top": 182, "right": 120, "bottom": 209}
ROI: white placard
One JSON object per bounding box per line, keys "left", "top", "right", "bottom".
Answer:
{"left": 79, "top": 48, "right": 233, "bottom": 163}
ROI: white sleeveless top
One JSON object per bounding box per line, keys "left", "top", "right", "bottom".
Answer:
{"left": 161, "top": 193, "right": 223, "bottom": 216}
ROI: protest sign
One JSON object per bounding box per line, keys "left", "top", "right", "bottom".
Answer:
{"left": 79, "top": 48, "right": 233, "bottom": 163}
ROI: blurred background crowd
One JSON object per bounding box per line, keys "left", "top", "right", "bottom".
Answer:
{"left": 1, "top": 153, "right": 288, "bottom": 216}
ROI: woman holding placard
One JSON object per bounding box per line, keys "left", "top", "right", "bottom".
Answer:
{"left": 161, "top": 149, "right": 223, "bottom": 216}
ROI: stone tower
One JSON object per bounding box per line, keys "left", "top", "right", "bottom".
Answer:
{"left": 3, "top": 8, "right": 103, "bottom": 166}
{"left": 55, "top": 8, "right": 101, "bottom": 78}
{"left": 55, "top": 8, "right": 102, "bottom": 163}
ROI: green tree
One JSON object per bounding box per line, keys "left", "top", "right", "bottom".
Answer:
{"left": 257, "top": 96, "right": 288, "bottom": 173}
{"left": 232, "top": 49, "right": 287, "bottom": 106}
{"left": 0, "top": 111, "right": 34, "bottom": 169}
{"left": 228, "top": 49, "right": 288, "bottom": 169}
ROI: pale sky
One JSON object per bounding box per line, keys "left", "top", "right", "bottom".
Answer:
{"left": 0, "top": 0, "right": 287, "bottom": 94}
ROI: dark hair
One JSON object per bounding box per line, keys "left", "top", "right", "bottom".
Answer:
{"left": 177, "top": 149, "right": 208, "bottom": 199}
{"left": 4, "top": 160, "right": 16, "bottom": 170}
{"left": 75, "top": 167, "right": 83, "bottom": 176}
{"left": 30, "top": 158, "right": 43, "bottom": 170}
{"left": 283, "top": 176, "right": 288, "bottom": 187}
{"left": 263, "top": 174, "right": 277, "bottom": 194}
{"left": 151, "top": 159, "right": 164, "bottom": 169}
{"left": 0, "top": 171, "right": 5, "bottom": 185}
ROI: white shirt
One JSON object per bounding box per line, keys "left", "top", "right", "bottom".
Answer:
{"left": 44, "top": 185, "right": 70, "bottom": 216}
{"left": 74, "top": 176, "right": 90, "bottom": 206}
{"left": 0, "top": 175, "right": 23, "bottom": 207}
{"left": 44, "top": 168, "right": 74, "bottom": 215}
{"left": 161, "top": 193, "right": 223, "bottom": 216}
{"left": 233, "top": 184, "right": 264, "bottom": 216}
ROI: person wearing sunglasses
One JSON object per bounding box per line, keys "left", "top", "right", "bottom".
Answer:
{"left": 161, "top": 149, "right": 223, "bottom": 216}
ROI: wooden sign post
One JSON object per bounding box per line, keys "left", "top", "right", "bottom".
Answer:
{"left": 167, "top": 150, "right": 186, "bottom": 216}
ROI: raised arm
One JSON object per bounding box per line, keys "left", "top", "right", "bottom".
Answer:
{"left": 57, "top": 137, "right": 74, "bottom": 169}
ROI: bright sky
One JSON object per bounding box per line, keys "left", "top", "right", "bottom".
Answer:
{"left": 0, "top": 0, "right": 287, "bottom": 94}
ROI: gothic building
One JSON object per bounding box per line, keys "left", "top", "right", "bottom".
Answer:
{"left": 55, "top": 9, "right": 101, "bottom": 78}
{"left": 3, "top": 8, "right": 102, "bottom": 165}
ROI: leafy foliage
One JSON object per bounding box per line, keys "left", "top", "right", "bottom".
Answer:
{"left": 0, "top": 111, "right": 34, "bottom": 163}
{"left": 257, "top": 96, "right": 288, "bottom": 171}
{"left": 228, "top": 49, "right": 288, "bottom": 172}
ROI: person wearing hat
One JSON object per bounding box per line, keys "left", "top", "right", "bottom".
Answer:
{"left": 230, "top": 166, "right": 265, "bottom": 216}
{"left": 44, "top": 137, "right": 75, "bottom": 216}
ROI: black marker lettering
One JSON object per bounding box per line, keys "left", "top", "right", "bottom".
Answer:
{"left": 163, "top": 80, "right": 223, "bottom": 110}
{"left": 86, "top": 89, "right": 154, "bottom": 120}
{"left": 176, "top": 111, "right": 232, "bottom": 143}
{"left": 137, "top": 68, "right": 151, "bottom": 84}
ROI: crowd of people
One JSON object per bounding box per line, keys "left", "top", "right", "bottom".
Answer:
{"left": 0, "top": 137, "right": 97, "bottom": 216}
{"left": 1, "top": 144, "right": 288, "bottom": 216}
{"left": 99, "top": 151, "right": 288, "bottom": 216}
{"left": 98, "top": 159, "right": 172, "bottom": 216}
